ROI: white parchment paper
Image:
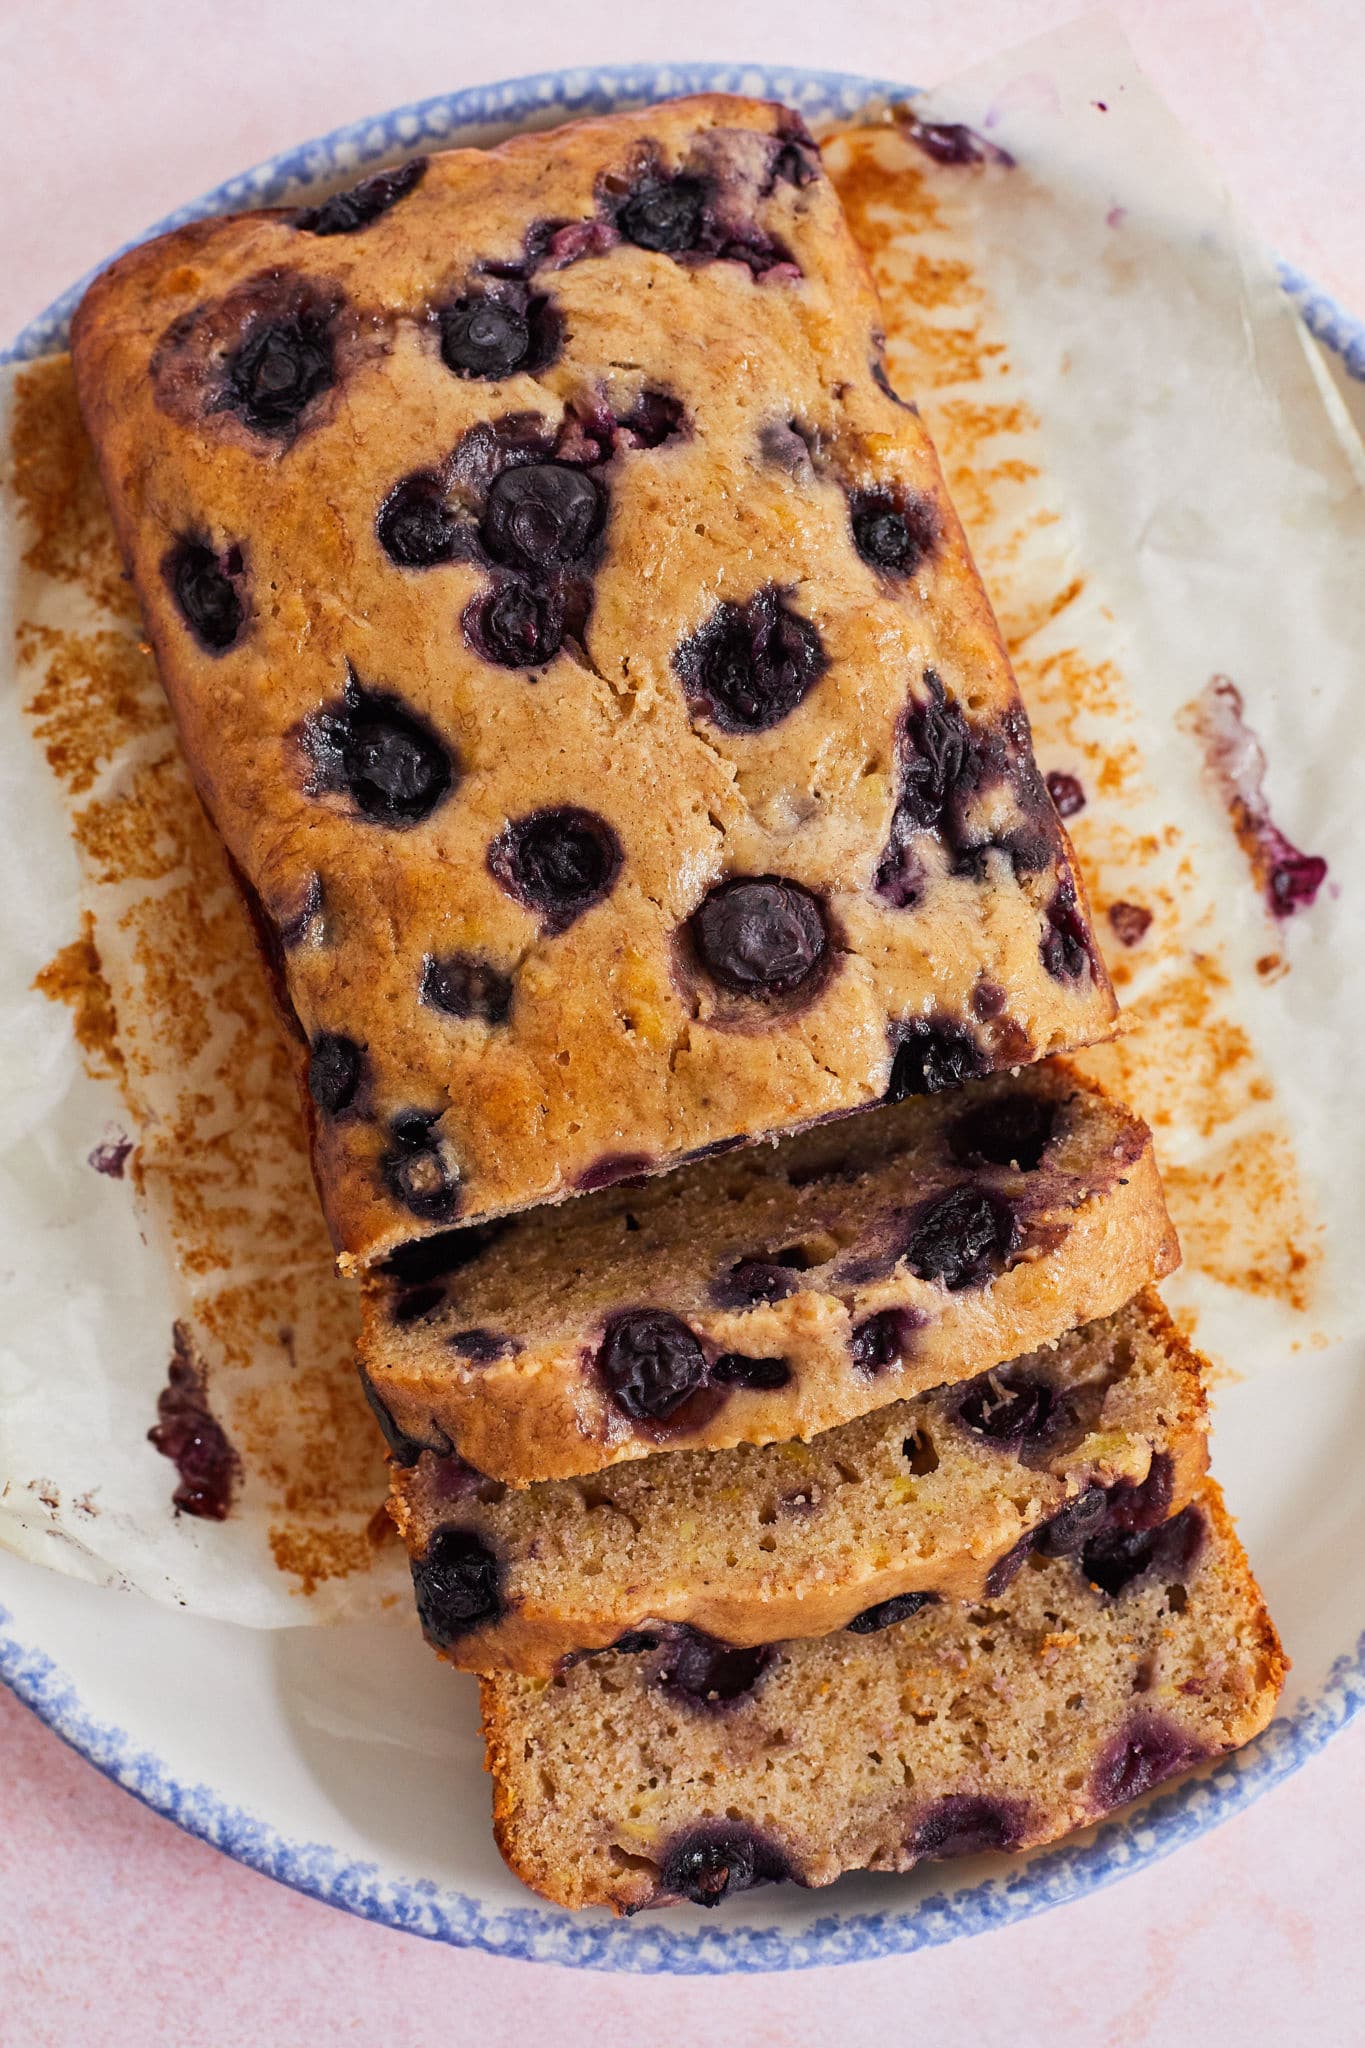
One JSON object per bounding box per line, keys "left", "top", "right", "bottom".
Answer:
{"left": 1, "top": 17, "right": 1362, "bottom": 1626}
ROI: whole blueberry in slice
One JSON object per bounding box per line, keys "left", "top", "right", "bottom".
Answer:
{"left": 1032, "top": 1486, "right": 1110, "bottom": 1557}
{"left": 850, "top": 1308, "right": 918, "bottom": 1375}
{"left": 596, "top": 1309, "right": 707, "bottom": 1422}
{"left": 710, "top": 1259, "right": 803, "bottom": 1310}
{"left": 957, "top": 1371, "right": 1054, "bottom": 1443}
{"left": 224, "top": 307, "right": 334, "bottom": 435}
{"left": 618, "top": 175, "right": 708, "bottom": 254}
{"left": 849, "top": 489, "right": 936, "bottom": 576}
{"left": 1082, "top": 1502, "right": 1204, "bottom": 1599}
{"left": 909, "top": 1795, "right": 1026, "bottom": 1860}
{"left": 487, "top": 806, "right": 623, "bottom": 932}
{"left": 660, "top": 1629, "right": 773, "bottom": 1705}
{"left": 710, "top": 1352, "right": 792, "bottom": 1389}
{"left": 440, "top": 294, "right": 531, "bottom": 379}
{"left": 480, "top": 463, "right": 603, "bottom": 572}
{"left": 293, "top": 156, "right": 426, "bottom": 235}
{"left": 660, "top": 1821, "right": 790, "bottom": 1908}
{"left": 307, "top": 1032, "right": 365, "bottom": 1116}
{"left": 164, "top": 537, "right": 245, "bottom": 651}
{"left": 381, "top": 1110, "right": 461, "bottom": 1223}
{"left": 410, "top": 1526, "right": 502, "bottom": 1648}
{"left": 1040, "top": 877, "right": 1094, "bottom": 981}
{"left": 1108, "top": 1453, "right": 1175, "bottom": 1532}
{"left": 420, "top": 952, "right": 513, "bottom": 1025}
{"left": 377, "top": 472, "right": 464, "bottom": 567}
{"left": 674, "top": 586, "right": 826, "bottom": 734}
{"left": 887, "top": 1019, "right": 989, "bottom": 1100}
{"left": 948, "top": 1092, "right": 1057, "bottom": 1171}
{"left": 903, "top": 1185, "right": 1018, "bottom": 1291}
{"left": 689, "top": 876, "right": 828, "bottom": 999}
{"left": 846, "top": 1589, "right": 938, "bottom": 1635}
{"left": 304, "top": 675, "right": 454, "bottom": 826}
{"left": 1091, "top": 1715, "right": 1202, "bottom": 1811}
{"left": 464, "top": 578, "right": 565, "bottom": 669}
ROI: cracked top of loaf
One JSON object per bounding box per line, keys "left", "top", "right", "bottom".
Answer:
{"left": 70, "top": 93, "right": 1117, "bottom": 1268}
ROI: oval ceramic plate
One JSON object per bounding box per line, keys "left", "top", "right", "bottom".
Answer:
{"left": 3, "top": 63, "right": 1364, "bottom": 1973}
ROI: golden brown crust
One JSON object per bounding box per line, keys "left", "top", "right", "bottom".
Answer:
{"left": 363, "top": 1065, "right": 1178, "bottom": 1484}
{"left": 71, "top": 94, "right": 1116, "bottom": 1268}
{"left": 479, "top": 1481, "right": 1285, "bottom": 1912}
{"left": 396, "top": 1290, "right": 1208, "bottom": 1673}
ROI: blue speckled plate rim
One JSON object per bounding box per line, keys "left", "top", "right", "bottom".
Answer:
{"left": 2, "top": 61, "right": 1363, "bottom": 1974}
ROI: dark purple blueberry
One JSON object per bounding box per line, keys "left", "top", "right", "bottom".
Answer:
{"left": 659, "top": 1630, "right": 773, "bottom": 1705}
{"left": 307, "top": 1032, "right": 364, "bottom": 1116}
{"left": 596, "top": 1309, "right": 708, "bottom": 1422}
{"left": 411, "top": 1527, "right": 502, "bottom": 1647}
{"left": 304, "top": 675, "right": 454, "bottom": 826}
{"left": 164, "top": 537, "right": 246, "bottom": 652}
{"left": 390, "top": 1283, "right": 445, "bottom": 1326}
{"left": 770, "top": 139, "right": 820, "bottom": 188}
{"left": 618, "top": 174, "right": 708, "bottom": 254}
{"left": 659, "top": 1821, "right": 790, "bottom": 1908}
{"left": 381, "top": 1110, "right": 461, "bottom": 1224}
{"left": 480, "top": 463, "right": 603, "bottom": 572}
{"left": 903, "top": 1185, "right": 1019, "bottom": 1291}
{"left": 874, "top": 670, "right": 974, "bottom": 904}
{"left": 984, "top": 1534, "right": 1035, "bottom": 1596}
{"left": 439, "top": 293, "right": 538, "bottom": 380}
{"left": 846, "top": 1589, "right": 938, "bottom": 1635}
{"left": 886, "top": 1019, "right": 989, "bottom": 1100}
{"left": 380, "top": 1218, "right": 507, "bottom": 1284}
{"left": 1045, "top": 769, "right": 1086, "bottom": 819}
{"left": 948, "top": 1092, "right": 1057, "bottom": 1171}
{"left": 849, "top": 489, "right": 936, "bottom": 576}
{"left": 148, "top": 1322, "right": 238, "bottom": 1521}
{"left": 711, "top": 1258, "right": 804, "bottom": 1310}
{"left": 224, "top": 306, "right": 334, "bottom": 435}
{"left": 1032, "top": 1486, "right": 1110, "bottom": 1558}
{"left": 850, "top": 1307, "right": 918, "bottom": 1374}
{"left": 576, "top": 1153, "right": 654, "bottom": 1193}
{"left": 616, "top": 389, "right": 687, "bottom": 449}
{"left": 710, "top": 1353, "right": 792, "bottom": 1389}
{"left": 376, "top": 472, "right": 464, "bottom": 568}
{"left": 450, "top": 1328, "right": 517, "bottom": 1363}
{"left": 1110, "top": 1453, "right": 1175, "bottom": 1532}
{"left": 1091, "top": 1715, "right": 1203, "bottom": 1812}
{"left": 464, "top": 578, "right": 565, "bottom": 669}
{"left": 674, "top": 586, "right": 826, "bottom": 733}
{"left": 1108, "top": 899, "right": 1153, "bottom": 947}
{"left": 87, "top": 1134, "right": 133, "bottom": 1178}
{"left": 487, "top": 807, "right": 623, "bottom": 932}
{"left": 688, "top": 876, "right": 828, "bottom": 999}
{"left": 1081, "top": 1502, "right": 1204, "bottom": 1599}
{"left": 610, "top": 1630, "right": 663, "bottom": 1656}
{"left": 908, "top": 1795, "right": 1026, "bottom": 1861}
{"left": 420, "top": 952, "right": 513, "bottom": 1026}
{"left": 357, "top": 1366, "right": 452, "bottom": 1465}
{"left": 293, "top": 156, "right": 426, "bottom": 235}
{"left": 957, "top": 1371, "right": 1054, "bottom": 1443}
{"left": 1041, "top": 877, "right": 1094, "bottom": 981}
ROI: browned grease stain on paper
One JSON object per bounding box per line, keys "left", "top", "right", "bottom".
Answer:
{"left": 829, "top": 126, "right": 1323, "bottom": 1323}
{"left": 14, "top": 355, "right": 385, "bottom": 1592}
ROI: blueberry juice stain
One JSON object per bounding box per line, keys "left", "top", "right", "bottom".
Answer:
{"left": 148, "top": 1321, "right": 239, "bottom": 1520}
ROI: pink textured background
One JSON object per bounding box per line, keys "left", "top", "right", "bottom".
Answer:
{"left": 4, "top": 2, "right": 1364, "bottom": 2038}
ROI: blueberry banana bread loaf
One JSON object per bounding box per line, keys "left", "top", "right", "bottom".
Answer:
{"left": 393, "top": 1291, "right": 1206, "bottom": 1673}
{"left": 69, "top": 94, "right": 1116, "bottom": 1270}
{"left": 361, "top": 1064, "right": 1177, "bottom": 1483}
{"left": 482, "top": 1481, "right": 1283, "bottom": 1911}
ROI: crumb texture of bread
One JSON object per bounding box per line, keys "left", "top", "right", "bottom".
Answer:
{"left": 70, "top": 94, "right": 1116, "bottom": 1268}
{"left": 480, "top": 1481, "right": 1284, "bottom": 1912}
{"left": 392, "top": 1290, "right": 1207, "bottom": 1672}
{"left": 363, "top": 1064, "right": 1177, "bottom": 1482}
